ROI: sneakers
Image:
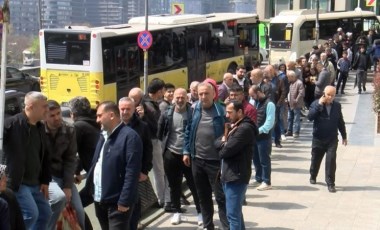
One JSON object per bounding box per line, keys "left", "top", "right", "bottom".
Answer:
{"left": 197, "top": 213, "right": 203, "bottom": 226}
{"left": 293, "top": 133, "right": 299, "bottom": 138}
{"left": 171, "top": 213, "right": 181, "bottom": 225}
{"left": 275, "top": 143, "right": 283, "bottom": 148}
{"left": 250, "top": 180, "right": 261, "bottom": 187}
{"left": 309, "top": 178, "right": 316, "bottom": 184}
{"left": 257, "top": 182, "right": 272, "bottom": 191}
{"left": 281, "top": 134, "right": 287, "bottom": 141}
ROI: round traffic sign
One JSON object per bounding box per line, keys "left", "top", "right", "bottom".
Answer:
{"left": 137, "top": 30, "right": 153, "bottom": 50}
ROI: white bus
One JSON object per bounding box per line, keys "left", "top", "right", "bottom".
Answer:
{"left": 269, "top": 9, "right": 380, "bottom": 64}
{"left": 39, "top": 13, "right": 260, "bottom": 108}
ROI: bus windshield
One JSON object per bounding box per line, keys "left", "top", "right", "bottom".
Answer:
{"left": 270, "top": 23, "right": 292, "bottom": 41}
{"left": 44, "top": 32, "right": 91, "bottom": 65}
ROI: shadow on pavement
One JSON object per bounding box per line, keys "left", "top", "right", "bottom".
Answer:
{"left": 245, "top": 194, "right": 268, "bottom": 199}
{"left": 274, "top": 185, "right": 319, "bottom": 191}
{"left": 340, "top": 186, "right": 380, "bottom": 192}
{"left": 272, "top": 167, "right": 309, "bottom": 174}
{"left": 251, "top": 202, "right": 307, "bottom": 210}
{"left": 271, "top": 154, "right": 309, "bottom": 162}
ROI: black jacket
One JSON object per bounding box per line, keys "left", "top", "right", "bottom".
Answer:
{"left": 3, "top": 112, "right": 51, "bottom": 191}
{"left": 308, "top": 100, "right": 347, "bottom": 141}
{"left": 85, "top": 124, "right": 142, "bottom": 207}
{"left": 73, "top": 116, "right": 100, "bottom": 174}
{"left": 142, "top": 96, "right": 161, "bottom": 139}
{"left": 216, "top": 117, "right": 258, "bottom": 184}
{"left": 157, "top": 103, "right": 192, "bottom": 154}
{"left": 127, "top": 113, "right": 153, "bottom": 175}
{"left": 352, "top": 51, "right": 371, "bottom": 70}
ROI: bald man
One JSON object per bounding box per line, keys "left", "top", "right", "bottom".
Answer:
{"left": 308, "top": 86, "right": 347, "bottom": 193}
{"left": 250, "top": 69, "right": 272, "bottom": 100}
{"left": 218, "top": 73, "right": 234, "bottom": 102}
{"left": 157, "top": 88, "right": 202, "bottom": 225}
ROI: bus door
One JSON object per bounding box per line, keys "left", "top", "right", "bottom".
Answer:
{"left": 114, "top": 44, "right": 140, "bottom": 100}
{"left": 186, "top": 27, "right": 209, "bottom": 83}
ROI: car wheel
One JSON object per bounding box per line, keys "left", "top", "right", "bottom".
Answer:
{"left": 31, "top": 83, "right": 41, "bottom": 92}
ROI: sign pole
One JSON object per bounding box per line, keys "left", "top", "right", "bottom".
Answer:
{"left": 315, "top": 0, "right": 319, "bottom": 46}
{"left": 144, "top": 0, "right": 148, "bottom": 94}
{"left": 0, "top": 0, "right": 9, "bottom": 160}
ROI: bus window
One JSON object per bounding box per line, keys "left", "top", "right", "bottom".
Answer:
{"left": 270, "top": 23, "right": 291, "bottom": 41}
{"left": 319, "top": 20, "right": 340, "bottom": 40}
{"left": 45, "top": 32, "right": 91, "bottom": 65}
{"left": 300, "top": 21, "right": 315, "bottom": 41}
{"left": 363, "top": 17, "right": 378, "bottom": 31}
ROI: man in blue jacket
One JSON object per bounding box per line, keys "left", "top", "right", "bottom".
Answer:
{"left": 85, "top": 101, "right": 142, "bottom": 229}
{"left": 308, "top": 86, "right": 347, "bottom": 193}
{"left": 183, "top": 82, "right": 228, "bottom": 230}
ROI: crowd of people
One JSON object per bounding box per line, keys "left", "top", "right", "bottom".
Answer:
{"left": 2, "top": 25, "right": 375, "bottom": 230}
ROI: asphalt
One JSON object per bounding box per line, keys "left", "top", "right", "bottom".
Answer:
{"left": 83, "top": 70, "right": 380, "bottom": 230}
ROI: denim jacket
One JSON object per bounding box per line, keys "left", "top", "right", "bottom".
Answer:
{"left": 183, "top": 101, "right": 225, "bottom": 158}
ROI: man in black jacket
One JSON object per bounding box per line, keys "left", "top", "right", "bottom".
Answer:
{"left": 119, "top": 97, "right": 153, "bottom": 230}
{"left": 157, "top": 88, "right": 202, "bottom": 226}
{"left": 308, "top": 86, "right": 347, "bottom": 193}
{"left": 3, "top": 91, "right": 52, "bottom": 229}
{"left": 352, "top": 45, "right": 371, "bottom": 94}
{"left": 217, "top": 100, "right": 258, "bottom": 230}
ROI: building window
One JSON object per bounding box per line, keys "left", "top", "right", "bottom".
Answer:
{"left": 305, "top": 0, "right": 332, "bottom": 11}
{"left": 275, "top": 0, "right": 291, "bottom": 16}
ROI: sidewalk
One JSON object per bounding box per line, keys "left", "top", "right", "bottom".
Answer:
{"left": 143, "top": 71, "right": 380, "bottom": 230}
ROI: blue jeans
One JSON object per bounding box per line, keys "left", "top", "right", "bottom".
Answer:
{"left": 223, "top": 182, "right": 247, "bottom": 230}
{"left": 287, "top": 108, "right": 301, "bottom": 133}
{"left": 253, "top": 139, "right": 272, "bottom": 185}
{"left": 15, "top": 184, "right": 52, "bottom": 230}
{"left": 47, "top": 177, "right": 85, "bottom": 230}
{"left": 0, "top": 197, "right": 10, "bottom": 230}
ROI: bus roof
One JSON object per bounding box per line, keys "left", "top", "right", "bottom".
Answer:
{"left": 271, "top": 9, "right": 377, "bottom": 24}
{"left": 41, "top": 13, "right": 258, "bottom": 37}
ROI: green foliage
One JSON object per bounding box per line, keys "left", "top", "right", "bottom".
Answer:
{"left": 372, "top": 72, "right": 380, "bottom": 113}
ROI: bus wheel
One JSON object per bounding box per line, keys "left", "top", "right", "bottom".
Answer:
{"left": 227, "top": 62, "right": 237, "bottom": 73}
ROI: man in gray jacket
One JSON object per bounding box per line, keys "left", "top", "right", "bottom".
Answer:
{"left": 314, "top": 63, "right": 331, "bottom": 99}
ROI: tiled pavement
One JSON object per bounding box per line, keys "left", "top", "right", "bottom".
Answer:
{"left": 142, "top": 71, "right": 380, "bottom": 230}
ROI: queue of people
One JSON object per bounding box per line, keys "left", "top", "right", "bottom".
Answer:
{"left": 0, "top": 26, "right": 359, "bottom": 229}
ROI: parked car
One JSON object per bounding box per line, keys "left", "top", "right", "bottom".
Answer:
{"left": 2, "top": 67, "right": 40, "bottom": 93}
{"left": 4, "top": 90, "right": 25, "bottom": 119}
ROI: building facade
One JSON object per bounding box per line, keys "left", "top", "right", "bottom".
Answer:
{"left": 256, "top": 0, "right": 379, "bottom": 20}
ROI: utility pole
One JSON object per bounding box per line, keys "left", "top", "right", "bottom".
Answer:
{"left": 0, "top": 0, "right": 10, "bottom": 160}
{"left": 315, "top": 0, "right": 319, "bottom": 45}
{"left": 143, "top": 0, "right": 148, "bottom": 94}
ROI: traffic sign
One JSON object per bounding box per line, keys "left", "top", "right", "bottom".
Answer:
{"left": 137, "top": 30, "right": 153, "bottom": 50}
{"left": 171, "top": 3, "right": 184, "bottom": 15}
{"left": 367, "top": 0, "right": 376, "bottom": 7}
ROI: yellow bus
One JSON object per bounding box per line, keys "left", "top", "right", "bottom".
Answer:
{"left": 269, "top": 9, "right": 380, "bottom": 64}
{"left": 39, "top": 13, "right": 260, "bottom": 108}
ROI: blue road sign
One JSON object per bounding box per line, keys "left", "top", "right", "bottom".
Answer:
{"left": 137, "top": 30, "right": 153, "bottom": 50}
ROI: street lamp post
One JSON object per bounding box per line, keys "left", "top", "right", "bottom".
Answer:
{"left": 315, "top": 0, "right": 319, "bottom": 45}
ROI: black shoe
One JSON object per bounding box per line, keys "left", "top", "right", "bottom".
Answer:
{"left": 180, "top": 194, "right": 190, "bottom": 205}
{"left": 358, "top": 91, "right": 362, "bottom": 94}
{"left": 275, "top": 143, "right": 283, "bottom": 148}
{"left": 309, "top": 178, "right": 316, "bottom": 184}
{"left": 328, "top": 185, "right": 336, "bottom": 193}
{"left": 243, "top": 198, "right": 247, "bottom": 206}
{"left": 363, "top": 86, "right": 366, "bottom": 92}
{"left": 341, "top": 91, "right": 345, "bottom": 94}
{"left": 285, "top": 131, "right": 293, "bottom": 137}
